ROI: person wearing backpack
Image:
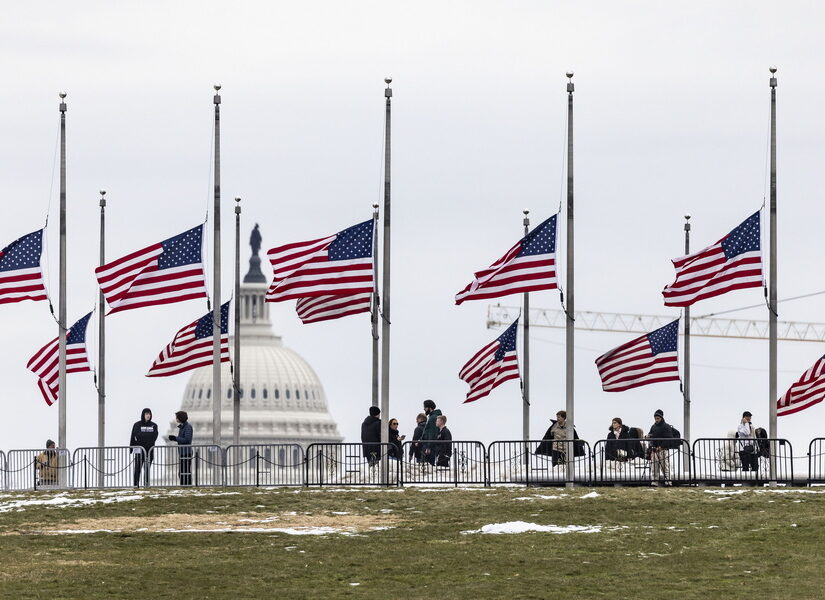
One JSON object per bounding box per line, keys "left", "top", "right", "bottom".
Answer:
{"left": 736, "top": 411, "right": 758, "bottom": 471}
{"left": 646, "top": 409, "right": 674, "bottom": 486}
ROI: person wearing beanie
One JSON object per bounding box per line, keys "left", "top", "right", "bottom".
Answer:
{"left": 737, "top": 411, "right": 758, "bottom": 472}
{"left": 647, "top": 409, "right": 674, "bottom": 486}
{"left": 361, "top": 406, "right": 382, "bottom": 466}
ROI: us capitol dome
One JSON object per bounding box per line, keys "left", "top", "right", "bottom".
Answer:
{"left": 170, "top": 224, "right": 343, "bottom": 446}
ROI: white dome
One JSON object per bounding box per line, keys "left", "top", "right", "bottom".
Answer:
{"left": 170, "top": 229, "right": 343, "bottom": 446}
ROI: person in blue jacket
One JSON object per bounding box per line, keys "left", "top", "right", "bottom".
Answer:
{"left": 168, "top": 410, "right": 193, "bottom": 485}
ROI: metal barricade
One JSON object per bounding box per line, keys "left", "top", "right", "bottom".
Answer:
{"left": 487, "top": 439, "right": 592, "bottom": 486}
{"left": 146, "top": 445, "right": 225, "bottom": 487}
{"left": 808, "top": 438, "right": 825, "bottom": 484}
{"left": 693, "top": 438, "right": 793, "bottom": 484}
{"left": 400, "top": 440, "right": 487, "bottom": 486}
{"left": 71, "top": 447, "right": 145, "bottom": 489}
{"left": 306, "top": 443, "right": 399, "bottom": 486}
{"left": 0, "top": 450, "right": 5, "bottom": 490}
{"left": 6, "top": 448, "right": 73, "bottom": 490}
{"left": 592, "top": 438, "right": 691, "bottom": 486}
{"left": 225, "top": 444, "right": 305, "bottom": 486}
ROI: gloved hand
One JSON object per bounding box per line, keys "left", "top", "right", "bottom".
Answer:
{"left": 168, "top": 435, "right": 177, "bottom": 442}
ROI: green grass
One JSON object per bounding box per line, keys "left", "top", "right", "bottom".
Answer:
{"left": 1, "top": 485, "right": 823, "bottom": 599}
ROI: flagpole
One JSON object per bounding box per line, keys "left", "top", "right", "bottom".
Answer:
{"left": 58, "top": 92, "right": 68, "bottom": 452}
{"left": 371, "top": 203, "right": 380, "bottom": 408}
{"left": 212, "top": 84, "right": 222, "bottom": 446}
{"left": 380, "top": 77, "right": 392, "bottom": 484}
{"left": 98, "top": 190, "right": 107, "bottom": 453}
{"left": 522, "top": 210, "right": 530, "bottom": 441}
{"left": 564, "top": 72, "right": 575, "bottom": 487}
{"left": 683, "top": 214, "right": 691, "bottom": 475}
{"left": 233, "top": 197, "right": 241, "bottom": 446}
{"left": 768, "top": 67, "right": 778, "bottom": 479}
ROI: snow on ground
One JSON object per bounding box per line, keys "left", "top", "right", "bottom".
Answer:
{"left": 463, "top": 521, "right": 605, "bottom": 535}
{"left": 0, "top": 493, "right": 145, "bottom": 513}
{"left": 46, "top": 525, "right": 395, "bottom": 535}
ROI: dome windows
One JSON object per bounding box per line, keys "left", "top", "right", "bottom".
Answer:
{"left": 274, "top": 388, "right": 280, "bottom": 399}
{"left": 263, "top": 388, "right": 268, "bottom": 399}
{"left": 251, "top": 387, "right": 256, "bottom": 399}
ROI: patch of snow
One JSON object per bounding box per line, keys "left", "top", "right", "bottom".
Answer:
{"left": 462, "top": 521, "right": 603, "bottom": 535}
{"left": 580, "top": 492, "right": 600, "bottom": 499}
{"left": 513, "top": 494, "right": 566, "bottom": 501}
{"left": 704, "top": 490, "right": 745, "bottom": 495}
{"left": 0, "top": 493, "right": 144, "bottom": 513}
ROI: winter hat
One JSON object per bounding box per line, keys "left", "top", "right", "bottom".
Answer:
{"left": 742, "top": 411, "right": 752, "bottom": 418}
{"left": 654, "top": 409, "right": 664, "bottom": 419}
{"left": 46, "top": 439, "right": 55, "bottom": 448}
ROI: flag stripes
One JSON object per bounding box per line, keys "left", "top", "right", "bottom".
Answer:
{"left": 595, "top": 319, "right": 680, "bottom": 392}
{"left": 459, "top": 319, "right": 520, "bottom": 403}
{"left": 777, "top": 355, "right": 825, "bottom": 416}
{"left": 27, "top": 313, "right": 92, "bottom": 405}
{"left": 0, "top": 229, "right": 49, "bottom": 305}
{"left": 296, "top": 293, "right": 372, "bottom": 324}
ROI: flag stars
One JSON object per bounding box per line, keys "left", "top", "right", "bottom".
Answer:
{"left": 648, "top": 320, "right": 679, "bottom": 355}
{"left": 159, "top": 225, "right": 204, "bottom": 269}
{"left": 328, "top": 220, "right": 373, "bottom": 261}
{"left": 494, "top": 319, "right": 519, "bottom": 360}
{"left": 0, "top": 230, "right": 44, "bottom": 272}
{"left": 518, "top": 215, "right": 557, "bottom": 257}
{"left": 721, "top": 212, "right": 760, "bottom": 259}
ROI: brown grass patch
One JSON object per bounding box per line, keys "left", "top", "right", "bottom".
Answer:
{"left": 11, "top": 511, "right": 398, "bottom": 535}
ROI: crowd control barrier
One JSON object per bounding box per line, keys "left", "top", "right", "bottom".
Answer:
{"left": 306, "top": 442, "right": 400, "bottom": 486}
{"left": 5, "top": 448, "right": 73, "bottom": 490}
{"left": 72, "top": 446, "right": 146, "bottom": 489}
{"left": 592, "top": 439, "right": 691, "bottom": 485}
{"left": 225, "top": 444, "right": 305, "bottom": 486}
{"left": 691, "top": 438, "right": 793, "bottom": 484}
{"left": 487, "top": 439, "right": 592, "bottom": 486}
{"left": 401, "top": 440, "right": 487, "bottom": 486}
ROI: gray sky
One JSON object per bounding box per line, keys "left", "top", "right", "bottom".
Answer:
{"left": 2, "top": 1, "right": 825, "bottom": 455}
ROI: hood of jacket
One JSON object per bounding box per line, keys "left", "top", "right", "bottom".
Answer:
{"left": 140, "top": 407, "right": 153, "bottom": 422}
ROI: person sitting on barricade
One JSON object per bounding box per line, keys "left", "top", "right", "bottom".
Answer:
{"left": 646, "top": 409, "right": 674, "bottom": 486}
{"left": 409, "top": 413, "right": 427, "bottom": 463}
{"left": 605, "top": 418, "right": 640, "bottom": 462}
{"left": 388, "top": 418, "right": 405, "bottom": 460}
{"left": 535, "top": 410, "right": 585, "bottom": 467}
{"left": 35, "top": 439, "right": 59, "bottom": 486}
{"left": 168, "top": 410, "right": 193, "bottom": 485}
{"left": 421, "top": 399, "right": 442, "bottom": 466}
{"left": 361, "top": 406, "right": 381, "bottom": 467}
{"left": 435, "top": 415, "right": 452, "bottom": 468}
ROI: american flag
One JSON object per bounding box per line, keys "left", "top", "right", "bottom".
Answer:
{"left": 777, "top": 355, "right": 825, "bottom": 416}
{"left": 26, "top": 312, "right": 92, "bottom": 406}
{"left": 595, "top": 319, "right": 680, "bottom": 392}
{"left": 459, "top": 319, "right": 520, "bottom": 404}
{"left": 266, "top": 219, "right": 374, "bottom": 303}
{"left": 295, "top": 293, "right": 372, "bottom": 324}
{"left": 662, "top": 212, "right": 763, "bottom": 307}
{"left": 0, "top": 229, "right": 49, "bottom": 305}
{"left": 95, "top": 225, "right": 208, "bottom": 314}
{"left": 455, "top": 214, "right": 557, "bottom": 305}
{"left": 146, "top": 301, "right": 230, "bottom": 377}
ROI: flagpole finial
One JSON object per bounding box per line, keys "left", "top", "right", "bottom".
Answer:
{"left": 234, "top": 197, "right": 241, "bottom": 215}
{"left": 214, "top": 84, "right": 222, "bottom": 104}
{"left": 59, "top": 92, "right": 67, "bottom": 112}
{"left": 523, "top": 209, "right": 530, "bottom": 227}
{"left": 769, "top": 66, "right": 777, "bottom": 88}
{"left": 384, "top": 77, "right": 392, "bottom": 98}
{"left": 566, "top": 72, "right": 574, "bottom": 93}
{"left": 99, "top": 190, "right": 106, "bottom": 208}
{"left": 684, "top": 213, "right": 691, "bottom": 232}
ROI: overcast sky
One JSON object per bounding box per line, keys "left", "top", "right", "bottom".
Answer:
{"left": 2, "top": 1, "right": 825, "bottom": 456}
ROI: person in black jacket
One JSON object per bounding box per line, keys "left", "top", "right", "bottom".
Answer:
{"left": 605, "top": 417, "right": 636, "bottom": 461}
{"left": 130, "top": 408, "right": 158, "bottom": 487}
{"left": 646, "top": 409, "right": 674, "bottom": 486}
{"left": 168, "top": 410, "right": 193, "bottom": 485}
{"left": 361, "top": 406, "right": 381, "bottom": 466}
{"left": 409, "top": 413, "right": 427, "bottom": 463}
{"left": 535, "top": 410, "right": 585, "bottom": 466}
{"left": 388, "top": 418, "right": 405, "bottom": 460}
{"left": 434, "top": 415, "right": 453, "bottom": 467}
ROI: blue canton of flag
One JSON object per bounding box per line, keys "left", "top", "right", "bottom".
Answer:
{"left": 67, "top": 313, "right": 93, "bottom": 344}
{"left": 328, "top": 220, "right": 373, "bottom": 261}
{"left": 194, "top": 302, "right": 230, "bottom": 339}
{"left": 518, "top": 214, "right": 557, "bottom": 256}
{"left": 721, "top": 212, "right": 760, "bottom": 259}
{"left": 159, "top": 225, "right": 204, "bottom": 269}
{"left": 647, "top": 320, "right": 679, "bottom": 355}
{"left": 0, "top": 229, "right": 49, "bottom": 304}
{"left": 494, "top": 320, "right": 519, "bottom": 361}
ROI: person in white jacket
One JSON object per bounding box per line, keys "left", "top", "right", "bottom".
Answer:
{"left": 737, "top": 411, "right": 758, "bottom": 472}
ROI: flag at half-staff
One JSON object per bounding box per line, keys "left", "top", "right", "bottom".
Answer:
{"left": 459, "top": 319, "right": 520, "bottom": 403}
{"left": 777, "top": 354, "right": 825, "bottom": 416}
{"left": 26, "top": 312, "right": 92, "bottom": 405}
{"left": 95, "top": 224, "right": 208, "bottom": 314}
{"left": 595, "top": 319, "right": 680, "bottom": 392}
{"left": 0, "top": 229, "right": 49, "bottom": 305}
{"left": 662, "top": 212, "right": 763, "bottom": 307}
{"left": 295, "top": 293, "right": 372, "bottom": 324}
{"left": 455, "top": 214, "right": 557, "bottom": 305}
{"left": 266, "top": 219, "right": 374, "bottom": 310}
{"left": 146, "top": 301, "right": 230, "bottom": 377}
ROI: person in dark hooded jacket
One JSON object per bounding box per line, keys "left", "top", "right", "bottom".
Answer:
{"left": 130, "top": 408, "right": 158, "bottom": 486}
{"left": 361, "top": 406, "right": 381, "bottom": 466}
{"left": 409, "top": 413, "right": 427, "bottom": 462}
{"left": 605, "top": 417, "right": 637, "bottom": 461}
{"left": 646, "top": 409, "right": 674, "bottom": 486}
{"left": 168, "top": 410, "right": 193, "bottom": 485}
{"left": 535, "top": 411, "right": 585, "bottom": 466}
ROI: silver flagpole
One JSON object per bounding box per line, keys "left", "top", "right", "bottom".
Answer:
{"left": 564, "top": 73, "right": 575, "bottom": 487}
{"left": 233, "top": 197, "right": 241, "bottom": 446}
{"left": 371, "top": 204, "right": 380, "bottom": 409}
{"left": 768, "top": 67, "right": 778, "bottom": 480}
{"left": 522, "top": 210, "right": 530, "bottom": 441}
{"left": 683, "top": 214, "right": 691, "bottom": 474}
{"left": 98, "top": 190, "right": 107, "bottom": 488}
{"left": 380, "top": 78, "right": 392, "bottom": 484}
{"left": 58, "top": 92, "right": 68, "bottom": 452}
{"left": 212, "top": 84, "right": 223, "bottom": 446}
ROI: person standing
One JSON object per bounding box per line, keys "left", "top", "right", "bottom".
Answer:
{"left": 35, "top": 439, "right": 59, "bottom": 486}
{"left": 421, "top": 400, "right": 442, "bottom": 465}
{"left": 130, "top": 408, "right": 158, "bottom": 487}
{"left": 737, "top": 411, "right": 758, "bottom": 472}
{"left": 435, "top": 415, "right": 453, "bottom": 468}
{"left": 388, "top": 418, "right": 405, "bottom": 460}
{"left": 647, "top": 409, "right": 673, "bottom": 486}
{"left": 409, "top": 413, "right": 427, "bottom": 463}
{"left": 536, "top": 410, "right": 584, "bottom": 467}
{"left": 361, "top": 406, "right": 381, "bottom": 466}
{"left": 168, "top": 410, "right": 193, "bottom": 485}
